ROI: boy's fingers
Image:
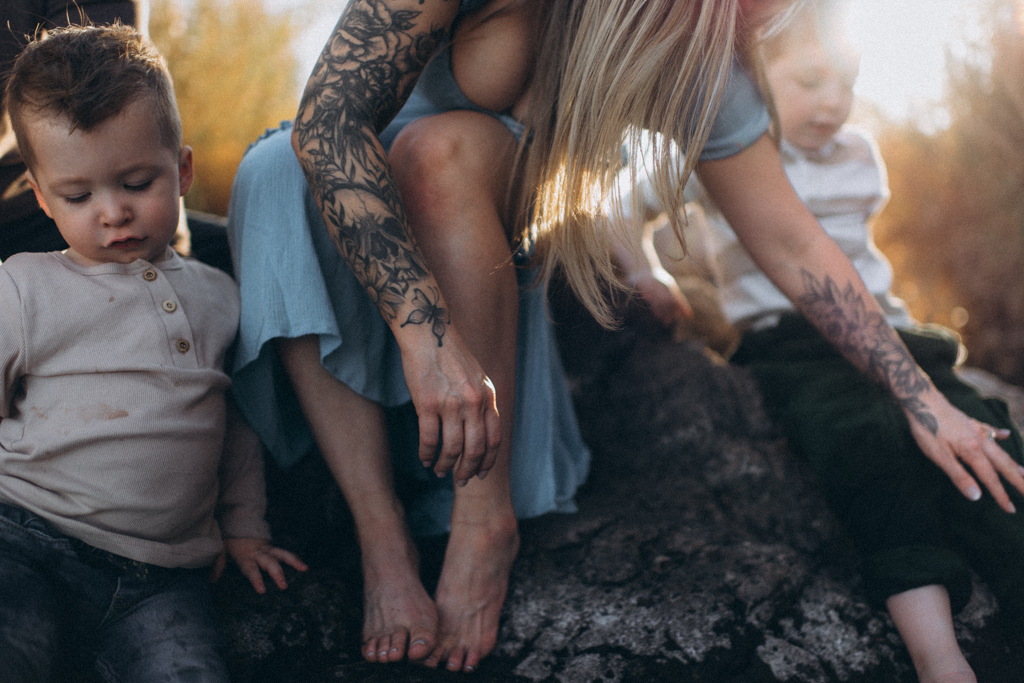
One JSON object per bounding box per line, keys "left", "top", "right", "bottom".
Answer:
{"left": 242, "top": 560, "right": 268, "bottom": 594}
{"left": 209, "top": 552, "right": 227, "bottom": 583}
{"left": 269, "top": 547, "right": 308, "bottom": 572}
{"left": 258, "top": 555, "right": 289, "bottom": 591}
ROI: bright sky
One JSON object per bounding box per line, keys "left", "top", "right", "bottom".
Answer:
{"left": 845, "top": 0, "right": 990, "bottom": 129}
{"left": 277, "top": 0, "right": 996, "bottom": 131}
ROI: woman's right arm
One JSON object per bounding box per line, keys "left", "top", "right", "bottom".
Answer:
{"left": 291, "top": 0, "right": 501, "bottom": 482}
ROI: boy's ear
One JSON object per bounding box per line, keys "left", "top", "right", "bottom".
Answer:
{"left": 24, "top": 171, "right": 54, "bottom": 219}
{"left": 178, "top": 146, "right": 194, "bottom": 197}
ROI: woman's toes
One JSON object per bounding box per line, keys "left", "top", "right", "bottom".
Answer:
{"left": 363, "top": 638, "right": 379, "bottom": 663}
{"left": 386, "top": 631, "right": 407, "bottom": 662}
{"left": 446, "top": 647, "right": 467, "bottom": 672}
{"left": 407, "top": 630, "right": 435, "bottom": 662}
{"left": 423, "top": 648, "right": 445, "bottom": 669}
{"left": 463, "top": 650, "right": 481, "bottom": 673}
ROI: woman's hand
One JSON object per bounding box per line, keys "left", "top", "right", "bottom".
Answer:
{"left": 699, "top": 135, "right": 1024, "bottom": 513}
{"left": 401, "top": 325, "right": 502, "bottom": 485}
{"left": 907, "top": 388, "right": 1024, "bottom": 513}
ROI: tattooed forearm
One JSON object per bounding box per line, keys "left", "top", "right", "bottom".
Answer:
{"left": 798, "top": 270, "right": 939, "bottom": 435}
{"left": 293, "top": 0, "right": 448, "bottom": 329}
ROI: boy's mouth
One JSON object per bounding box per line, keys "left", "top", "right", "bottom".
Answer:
{"left": 109, "top": 237, "right": 145, "bottom": 250}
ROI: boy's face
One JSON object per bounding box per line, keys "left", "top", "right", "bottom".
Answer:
{"left": 23, "top": 97, "right": 192, "bottom": 267}
{"left": 739, "top": 0, "right": 796, "bottom": 31}
{"left": 766, "top": 38, "right": 859, "bottom": 153}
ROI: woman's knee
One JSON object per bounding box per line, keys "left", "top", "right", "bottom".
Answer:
{"left": 388, "top": 112, "right": 514, "bottom": 223}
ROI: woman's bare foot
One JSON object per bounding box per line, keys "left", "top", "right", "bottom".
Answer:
{"left": 360, "top": 530, "right": 438, "bottom": 663}
{"left": 422, "top": 510, "right": 520, "bottom": 672}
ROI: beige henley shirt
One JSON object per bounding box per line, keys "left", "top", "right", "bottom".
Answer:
{"left": 0, "top": 248, "right": 269, "bottom": 568}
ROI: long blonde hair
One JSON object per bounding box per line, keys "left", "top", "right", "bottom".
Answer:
{"left": 512, "top": 0, "right": 738, "bottom": 327}
{"left": 514, "top": 0, "right": 806, "bottom": 327}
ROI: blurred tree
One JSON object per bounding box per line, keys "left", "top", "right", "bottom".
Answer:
{"left": 149, "top": 0, "right": 307, "bottom": 215}
{"left": 874, "top": 0, "right": 1024, "bottom": 385}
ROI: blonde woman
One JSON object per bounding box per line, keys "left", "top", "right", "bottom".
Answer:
{"left": 226, "top": 0, "right": 1020, "bottom": 673}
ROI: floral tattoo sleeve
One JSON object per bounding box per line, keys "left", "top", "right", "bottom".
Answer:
{"left": 798, "top": 270, "right": 939, "bottom": 435}
{"left": 293, "top": 0, "right": 451, "bottom": 340}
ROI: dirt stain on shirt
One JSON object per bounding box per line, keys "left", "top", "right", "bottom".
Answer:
{"left": 77, "top": 404, "right": 129, "bottom": 423}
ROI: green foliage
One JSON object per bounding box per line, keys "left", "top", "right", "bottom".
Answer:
{"left": 874, "top": 0, "right": 1024, "bottom": 384}
{"left": 149, "top": 0, "right": 308, "bottom": 215}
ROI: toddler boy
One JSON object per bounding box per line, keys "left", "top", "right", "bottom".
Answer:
{"left": 0, "top": 23, "right": 305, "bottom": 682}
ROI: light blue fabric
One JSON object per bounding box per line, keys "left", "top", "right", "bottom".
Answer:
{"left": 700, "top": 57, "right": 772, "bottom": 161}
{"left": 227, "top": 10, "right": 767, "bottom": 535}
{"left": 227, "top": 124, "right": 590, "bottom": 536}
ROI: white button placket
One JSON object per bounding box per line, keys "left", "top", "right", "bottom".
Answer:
{"left": 141, "top": 268, "right": 197, "bottom": 368}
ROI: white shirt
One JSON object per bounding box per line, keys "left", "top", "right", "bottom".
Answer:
{"left": 693, "top": 127, "right": 913, "bottom": 330}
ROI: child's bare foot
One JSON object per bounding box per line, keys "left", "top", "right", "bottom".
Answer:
{"left": 886, "top": 585, "right": 976, "bottom": 683}
{"left": 916, "top": 657, "right": 976, "bottom": 683}
{"left": 921, "top": 667, "right": 974, "bottom": 683}
{"left": 360, "top": 531, "right": 438, "bottom": 663}
{"left": 422, "top": 511, "right": 519, "bottom": 672}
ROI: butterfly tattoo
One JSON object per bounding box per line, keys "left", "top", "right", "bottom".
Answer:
{"left": 401, "top": 286, "right": 451, "bottom": 347}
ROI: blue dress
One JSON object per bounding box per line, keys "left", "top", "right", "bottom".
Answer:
{"left": 226, "top": 1, "right": 769, "bottom": 536}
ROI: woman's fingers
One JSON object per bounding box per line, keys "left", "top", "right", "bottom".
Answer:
{"left": 477, "top": 393, "right": 502, "bottom": 480}
{"left": 931, "top": 440, "right": 985, "bottom": 504}
{"left": 420, "top": 374, "right": 500, "bottom": 482}
{"left": 910, "top": 395, "right": 1022, "bottom": 513}
{"left": 435, "top": 416, "right": 465, "bottom": 478}
{"left": 418, "top": 412, "right": 441, "bottom": 468}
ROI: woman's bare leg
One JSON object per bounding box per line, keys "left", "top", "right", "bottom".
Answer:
{"left": 390, "top": 110, "right": 521, "bottom": 672}
{"left": 886, "top": 585, "right": 976, "bottom": 683}
{"left": 275, "top": 336, "right": 437, "bottom": 663}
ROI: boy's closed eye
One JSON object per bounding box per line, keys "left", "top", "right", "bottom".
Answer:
{"left": 125, "top": 179, "right": 154, "bottom": 192}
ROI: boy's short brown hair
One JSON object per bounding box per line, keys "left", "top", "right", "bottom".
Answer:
{"left": 3, "top": 23, "right": 181, "bottom": 171}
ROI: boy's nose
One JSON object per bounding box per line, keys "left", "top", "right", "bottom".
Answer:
{"left": 100, "top": 196, "right": 132, "bottom": 227}
{"left": 820, "top": 83, "right": 847, "bottom": 111}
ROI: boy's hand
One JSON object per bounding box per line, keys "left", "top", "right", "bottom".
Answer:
{"left": 629, "top": 268, "right": 694, "bottom": 327}
{"left": 213, "top": 538, "right": 308, "bottom": 594}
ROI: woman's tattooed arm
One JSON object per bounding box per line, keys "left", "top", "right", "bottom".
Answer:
{"left": 292, "top": 0, "right": 453, "bottom": 332}
{"left": 797, "top": 270, "right": 939, "bottom": 435}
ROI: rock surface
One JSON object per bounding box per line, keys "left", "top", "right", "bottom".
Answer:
{"left": 193, "top": 292, "right": 1024, "bottom": 683}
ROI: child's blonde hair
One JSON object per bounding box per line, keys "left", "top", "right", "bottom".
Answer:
{"left": 4, "top": 23, "right": 181, "bottom": 172}
{"left": 760, "top": 0, "right": 856, "bottom": 67}
{"left": 515, "top": 0, "right": 803, "bottom": 327}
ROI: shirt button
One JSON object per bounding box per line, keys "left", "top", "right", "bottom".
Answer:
{"left": 162, "top": 300, "right": 178, "bottom": 313}
{"left": 143, "top": 269, "right": 157, "bottom": 281}
{"left": 175, "top": 339, "right": 190, "bottom": 354}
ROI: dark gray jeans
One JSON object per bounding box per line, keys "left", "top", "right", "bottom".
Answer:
{"left": 0, "top": 502, "right": 229, "bottom": 683}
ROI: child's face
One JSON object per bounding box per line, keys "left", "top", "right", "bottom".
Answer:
{"left": 739, "top": 0, "right": 796, "bottom": 31}
{"left": 766, "top": 38, "right": 858, "bottom": 153}
{"left": 24, "top": 97, "right": 192, "bottom": 266}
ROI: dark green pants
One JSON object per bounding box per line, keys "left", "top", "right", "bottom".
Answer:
{"left": 734, "top": 315, "right": 1024, "bottom": 618}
